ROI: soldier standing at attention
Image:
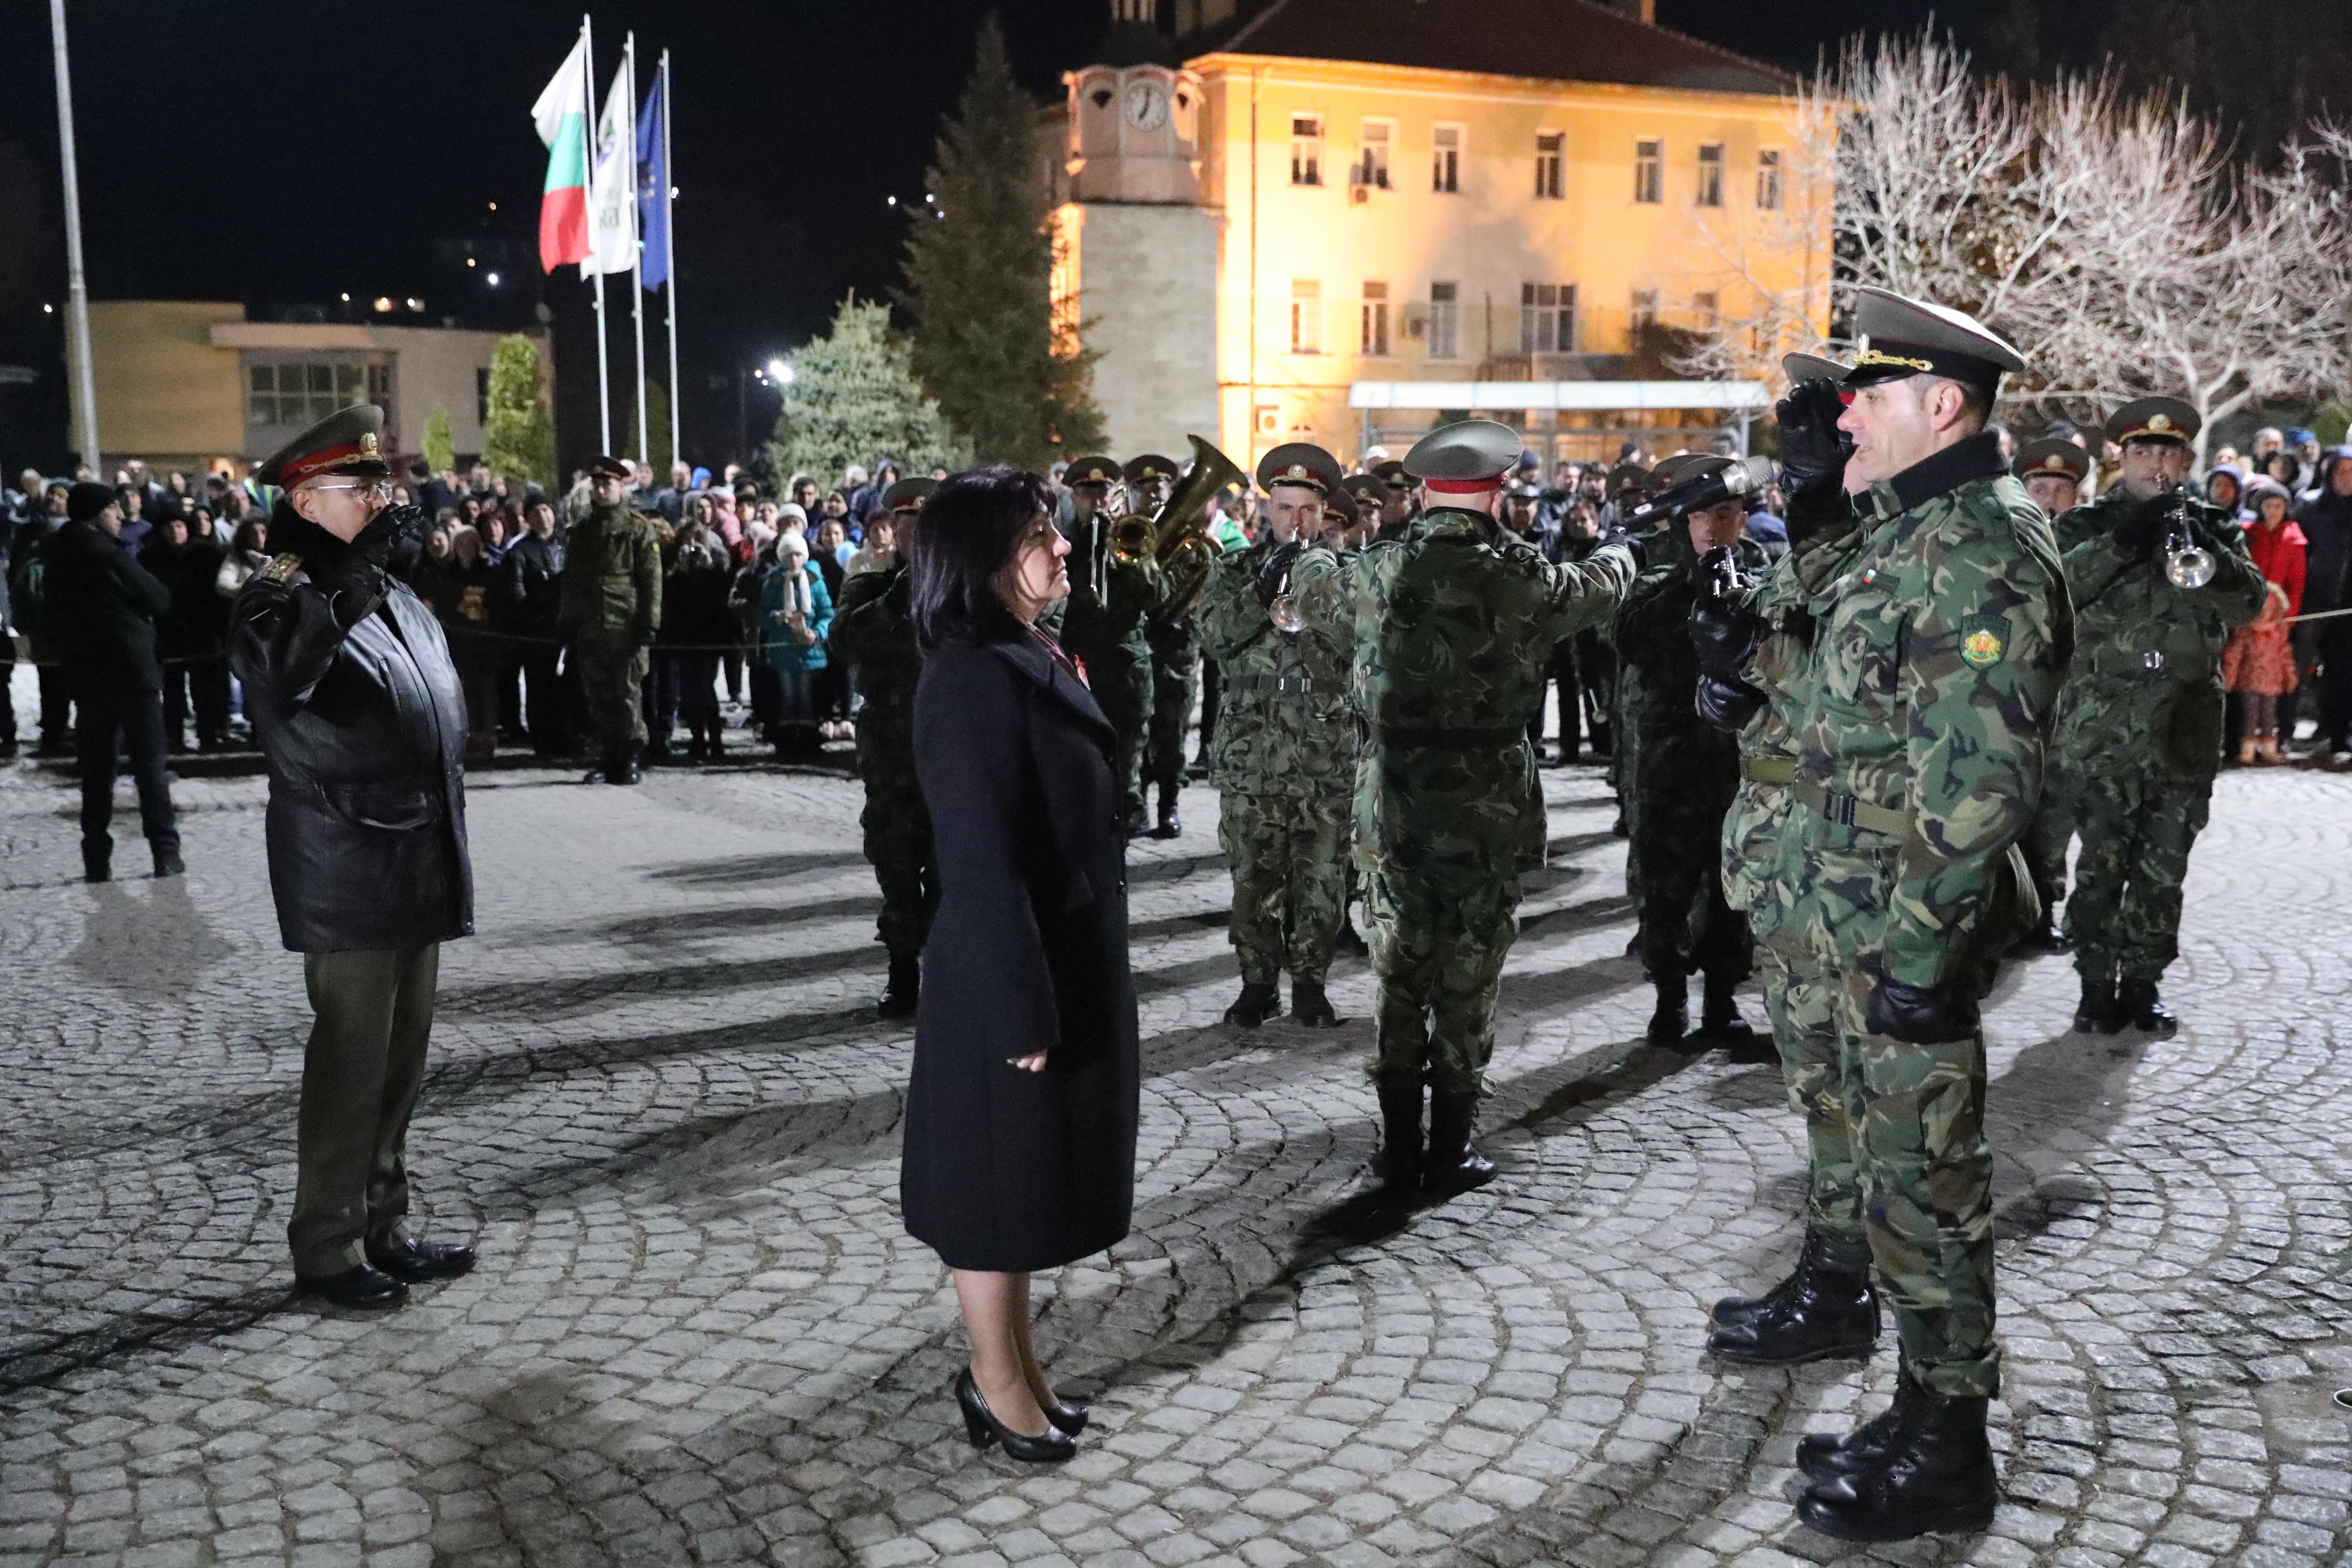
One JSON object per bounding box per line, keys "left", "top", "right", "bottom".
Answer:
{"left": 559, "top": 455, "right": 663, "bottom": 786}
{"left": 2012, "top": 436, "right": 2096, "bottom": 954}
{"left": 1127, "top": 453, "right": 1197, "bottom": 839}
{"left": 830, "top": 476, "right": 938, "bottom": 1019}
{"left": 1756, "top": 290, "right": 2069, "bottom": 1542}
{"left": 1289, "top": 420, "right": 1634, "bottom": 1199}
{"left": 1195, "top": 444, "right": 1357, "bottom": 1028}
{"left": 1059, "top": 455, "right": 1158, "bottom": 835}
{"left": 2053, "top": 399, "right": 2265, "bottom": 1033}
{"left": 230, "top": 405, "right": 476, "bottom": 1310}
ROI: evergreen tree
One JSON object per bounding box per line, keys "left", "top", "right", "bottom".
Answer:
{"left": 421, "top": 406, "right": 455, "bottom": 474}
{"left": 624, "top": 379, "right": 674, "bottom": 478}
{"left": 770, "top": 296, "right": 966, "bottom": 488}
{"left": 482, "top": 335, "right": 555, "bottom": 489}
{"left": 899, "top": 14, "right": 1105, "bottom": 468}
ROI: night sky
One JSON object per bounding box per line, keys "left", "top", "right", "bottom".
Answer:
{"left": 0, "top": 0, "right": 2072, "bottom": 471}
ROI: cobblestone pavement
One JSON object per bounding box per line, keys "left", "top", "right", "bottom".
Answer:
{"left": 2, "top": 723, "right": 2348, "bottom": 1568}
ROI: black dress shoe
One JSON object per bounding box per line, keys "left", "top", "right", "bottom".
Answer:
{"left": 1289, "top": 977, "right": 1339, "bottom": 1027}
{"left": 2072, "top": 974, "right": 2120, "bottom": 1034}
{"left": 2118, "top": 978, "right": 2176, "bottom": 1034}
{"left": 1797, "top": 1390, "right": 1996, "bottom": 1542}
{"left": 1423, "top": 1088, "right": 1497, "bottom": 1196}
{"left": 955, "top": 1368, "right": 1076, "bottom": 1462}
{"left": 613, "top": 759, "right": 644, "bottom": 785}
{"left": 878, "top": 955, "right": 920, "bottom": 1020}
{"left": 298, "top": 1264, "right": 410, "bottom": 1310}
{"left": 153, "top": 851, "right": 185, "bottom": 878}
{"left": 1223, "top": 980, "right": 1281, "bottom": 1028}
{"left": 1708, "top": 1229, "right": 1878, "bottom": 1365}
{"left": 1043, "top": 1398, "right": 1089, "bottom": 1436}
{"left": 1799, "top": 1366, "right": 1924, "bottom": 1481}
{"left": 366, "top": 1234, "right": 476, "bottom": 1282}
{"left": 1647, "top": 974, "right": 1689, "bottom": 1045}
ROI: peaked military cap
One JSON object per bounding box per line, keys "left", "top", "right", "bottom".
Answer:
{"left": 1368, "top": 458, "right": 1409, "bottom": 486}
{"left": 1844, "top": 287, "right": 2028, "bottom": 396}
{"left": 1606, "top": 460, "right": 1652, "bottom": 494}
{"left": 1320, "top": 485, "right": 1360, "bottom": 526}
{"left": 1647, "top": 452, "right": 1711, "bottom": 489}
{"left": 881, "top": 476, "right": 936, "bottom": 514}
{"left": 2106, "top": 396, "right": 2199, "bottom": 448}
{"left": 1255, "top": 442, "right": 1344, "bottom": 496}
{"left": 1341, "top": 473, "right": 1393, "bottom": 507}
{"left": 1403, "top": 418, "right": 1520, "bottom": 491}
{"left": 1122, "top": 453, "right": 1180, "bottom": 484}
{"left": 1064, "top": 454, "right": 1122, "bottom": 488}
{"left": 2012, "top": 437, "right": 2091, "bottom": 485}
{"left": 584, "top": 453, "right": 634, "bottom": 482}
{"left": 256, "top": 403, "right": 391, "bottom": 488}
{"left": 1783, "top": 351, "right": 1853, "bottom": 386}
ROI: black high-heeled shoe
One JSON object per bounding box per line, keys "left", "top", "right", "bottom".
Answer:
{"left": 1043, "top": 1397, "right": 1089, "bottom": 1436}
{"left": 954, "top": 1368, "right": 1076, "bottom": 1462}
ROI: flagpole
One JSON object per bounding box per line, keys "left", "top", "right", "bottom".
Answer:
{"left": 661, "top": 48, "right": 681, "bottom": 471}
{"left": 583, "top": 12, "right": 611, "bottom": 454}
{"left": 48, "top": 0, "right": 99, "bottom": 476}
{"left": 627, "top": 34, "right": 649, "bottom": 468}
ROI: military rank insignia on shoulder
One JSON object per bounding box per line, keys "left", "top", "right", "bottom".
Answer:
{"left": 259, "top": 553, "right": 305, "bottom": 585}
{"left": 1959, "top": 619, "right": 2005, "bottom": 667}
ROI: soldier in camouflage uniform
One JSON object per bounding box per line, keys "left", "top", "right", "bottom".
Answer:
{"left": 1289, "top": 420, "right": 1634, "bottom": 1199}
{"left": 1127, "top": 454, "right": 1200, "bottom": 839}
{"left": 2052, "top": 398, "right": 2265, "bottom": 1033}
{"left": 1734, "top": 292, "right": 2070, "bottom": 1543}
{"left": 558, "top": 455, "right": 664, "bottom": 785}
{"left": 1195, "top": 444, "right": 1358, "bottom": 1030}
{"left": 1059, "top": 455, "right": 1158, "bottom": 835}
{"left": 829, "top": 477, "right": 937, "bottom": 1018}
{"left": 2011, "top": 437, "right": 2096, "bottom": 953}
{"left": 1611, "top": 456, "right": 1774, "bottom": 1046}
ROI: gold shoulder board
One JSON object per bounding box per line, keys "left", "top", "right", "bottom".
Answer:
{"left": 260, "top": 553, "right": 304, "bottom": 584}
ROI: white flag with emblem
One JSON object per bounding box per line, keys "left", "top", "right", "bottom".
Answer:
{"left": 582, "top": 57, "right": 636, "bottom": 277}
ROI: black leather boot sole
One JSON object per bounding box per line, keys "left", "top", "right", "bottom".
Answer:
{"left": 1223, "top": 982, "right": 1280, "bottom": 1028}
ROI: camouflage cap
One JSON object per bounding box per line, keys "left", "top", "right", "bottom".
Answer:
{"left": 1064, "top": 455, "right": 1122, "bottom": 487}
{"left": 1255, "top": 442, "right": 1344, "bottom": 496}
{"left": 881, "top": 476, "right": 936, "bottom": 513}
{"left": 1844, "top": 287, "right": 2028, "bottom": 396}
{"left": 255, "top": 403, "right": 391, "bottom": 488}
{"left": 2012, "top": 436, "right": 2091, "bottom": 485}
{"left": 1403, "top": 418, "right": 1520, "bottom": 489}
{"left": 584, "top": 454, "right": 634, "bottom": 481}
{"left": 1122, "top": 453, "right": 1181, "bottom": 484}
{"left": 1783, "top": 351, "right": 1854, "bottom": 386}
{"left": 2105, "top": 396, "right": 2199, "bottom": 448}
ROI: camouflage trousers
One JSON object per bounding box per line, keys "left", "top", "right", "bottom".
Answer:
{"left": 1219, "top": 790, "right": 1348, "bottom": 983}
{"left": 1145, "top": 633, "right": 1198, "bottom": 795}
{"left": 1361, "top": 859, "right": 1521, "bottom": 1097}
{"left": 2064, "top": 769, "right": 2212, "bottom": 984}
{"left": 1635, "top": 770, "right": 1751, "bottom": 984}
{"left": 572, "top": 636, "right": 650, "bottom": 758}
{"left": 2020, "top": 763, "right": 2075, "bottom": 914}
{"left": 859, "top": 768, "right": 936, "bottom": 964}
{"left": 1756, "top": 939, "right": 1864, "bottom": 1244}
{"left": 1091, "top": 653, "right": 1155, "bottom": 819}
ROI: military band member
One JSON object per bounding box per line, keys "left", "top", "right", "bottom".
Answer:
{"left": 1127, "top": 452, "right": 1199, "bottom": 839}
{"left": 1288, "top": 420, "right": 1635, "bottom": 1199}
{"left": 830, "top": 476, "right": 938, "bottom": 1018}
{"left": 1059, "top": 454, "right": 1158, "bottom": 835}
{"left": 560, "top": 455, "right": 663, "bottom": 785}
{"left": 2012, "top": 436, "right": 2096, "bottom": 952}
{"left": 1367, "top": 458, "right": 1417, "bottom": 538}
{"left": 2052, "top": 398, "right": 2265, "bottom": 1032}
{"left": 1195, "top": 444, "right": 1357, "bottom": 1029}
{"left": 229, "top": 404, "right": 476, "bottom": 1310}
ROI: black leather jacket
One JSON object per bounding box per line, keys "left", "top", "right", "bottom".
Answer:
{"left": 229, "top": 505, "right": 473, "bottom": 954}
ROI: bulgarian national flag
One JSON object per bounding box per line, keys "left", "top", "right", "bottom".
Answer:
{"left": 531, "top": 33, "right": 593, "bottom": 272}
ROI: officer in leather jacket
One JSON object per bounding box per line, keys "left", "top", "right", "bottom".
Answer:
{"left": 228, "top": 404, "right": 477, "bottom": 1311}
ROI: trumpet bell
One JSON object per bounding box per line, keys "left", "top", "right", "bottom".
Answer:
{"left": 1270, "top": 593, "right": 1310, "bottom": 634}
{"left": 2166, "top": 546, "right": 2216, "bottom": 590}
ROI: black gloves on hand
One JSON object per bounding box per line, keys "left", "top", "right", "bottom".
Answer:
{"left": 1773, "top": 378, "right": 1855, "bottom": 498}
{"left": 1690, "top": 593, "right": 1767, "bottom": 679}
{"left": 1864, "top": 976, "right": 1975, "bottom": 1044}
{"left": 2109, "top": 497, "right": 2169, "bottom": 558}
{"left": 1695, "top": 671, "right": 1767, "bottom": 732}
{"left": 351, "top": 503, "right": 426, "bottom": 570}
{"left": 1256, "top": 541, "right": 1303, "bottom": 609}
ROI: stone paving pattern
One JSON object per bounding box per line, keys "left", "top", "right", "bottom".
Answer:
{"left": 2, "top": 707, "right": 2349, "bottom": 1567}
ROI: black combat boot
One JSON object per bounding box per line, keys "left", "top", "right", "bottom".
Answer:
{"left": 1711, "top": 1226, "right": 1836, "bottom": 1331}
{"left": 1153, "top": 783, "right": 1182, "bottom": 839}
{"left": 614, "top": 748, "right": 645, "bottom": 785}
{"left": 1796, "top": 1390, "right": 1997, "bottom": 1542}
{"left": 1799, "top": 1365, "right": 1924, "bottom": 1481}
{"left": 1333, "top": 919, "right": 1369, "bottom": 957}
{"left": 1290, "top": 976, "right": 1339, "bottom": 1027}
{"left": 2118, "top": 977, "right": 2175, "bottom": 1034}
{"left": 1375, "top": 1080, "right": 1424, "bottom": 1197}
{"left": 1647, "top": 972, "right": 1689, "bottom": 1045}
{"left": 878, "top": 954, "right": 920, "bottom": 1020}
{"left": 82, "top": 839, "right": 111, "bottom": 885}
{"left": 1707, "top": 1229, "right": 1877, "bottom": 1365}
{"left": 1698, "top": 970, "right": 1753, "bottom": 1045}
{"left": 1423, "top": 1088, "right": 1498, "bottom": 1197}
{"left": 2072, "top": 973, "right": 2119, "bottom": 1034}
{"left": 1223, "top": 981, "right": 1281, "bottom": 1028}
{"left": 2015, "top": 917, "right": 2070, "bottom": 955}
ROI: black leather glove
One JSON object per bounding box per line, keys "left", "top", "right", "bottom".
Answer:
{"left": 2109, "top": 496, "right": 2168, "bottom": 558}
{"left": 1864, "top": 976, "right": 1975, "bottom": 1044}
{"left": 1690, "top": 593, "right": 1767, "bottom": 680}
{"left": 1695, "top": 670, "right": 1766, "bottom": 732}
{"left": 1773, "top": 378, "right": 1855, "bottom": 497}
{"left": 351, "top": 503, "right": 426, "bottom": 570}
{"left": 1256, "top": 541, "right": 1302, "bottom": 609}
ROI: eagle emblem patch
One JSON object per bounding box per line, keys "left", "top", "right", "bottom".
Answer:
{"left": 1961, "top": 628, "right": 2004, "bottom": 667}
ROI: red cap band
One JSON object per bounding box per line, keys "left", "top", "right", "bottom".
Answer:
{"left": 281, "top": 441, "right": 369, "bottom": 487}
{"left": 1423, "top": 475, "right": 1503, "bottom": 495}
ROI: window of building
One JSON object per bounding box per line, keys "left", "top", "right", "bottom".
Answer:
{"left": 1356, "top": 120, "right": 1392, "bottom": 189}
{"left": 1630, "top": 289, "right": 1659, "bottom": 331}
{"left": 1757, "top": 148, "right": 1783, "bottom": 210}
{"left": 475, "top": 367, "right": 491, "bottom": 427}
{"left": 247, "top": 359, "right": 366, "bottom": 429}
{"left": 1520, "top": 282, "right": 1577, "bottom": 354}
{"left": 1428, "top": 281, "right": 1460, "bottom": 359}
{"left": 1361, "top": 281, "right": 1390, "bottom": 356}
{"left": 1697, "top": 143, "right": 1724, "bottom": 208}
{"left": 1634, "top": 139, "right": 1663, "bottom": 204}
{"left": 1290, "top": 279, "right": 1322, "bottom": 353}
{"left": 1693, "top": 292, "right": 1719, "bottom": 325}
{"left": 1534, "top": 132, "right": 1564, "bottom": 200}
{"left": 1432, "top": 124, "right": 1461, "bottom": 193}
{"left": 1290, "top": 114, "right": 1324, "bottom": 186}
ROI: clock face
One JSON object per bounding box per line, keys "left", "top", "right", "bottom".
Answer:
{"left": 1123, "top": 81, "right": 1168, "bottom": 132}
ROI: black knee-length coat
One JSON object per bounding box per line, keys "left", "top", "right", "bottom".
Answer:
{"left": 901, "top": 629, "right": 1140, "bottom": 1272}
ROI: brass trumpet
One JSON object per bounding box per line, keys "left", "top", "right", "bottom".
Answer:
{"left": 2162, "top": 493, "right": 2216, "bottom": 589}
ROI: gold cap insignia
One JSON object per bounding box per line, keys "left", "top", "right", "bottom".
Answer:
{"left": 359, "top": 432, "right": 380, "bottom": 456}
{"left": 2148, "top": 413, "right": 2172, "bottom": 432}
{"left": 1285, "top": 464, "right": 1308, "bottom": 480}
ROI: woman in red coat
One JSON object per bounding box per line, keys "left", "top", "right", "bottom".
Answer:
{"left": 2226, "top": 477, "right": 2307, "bottom": 762}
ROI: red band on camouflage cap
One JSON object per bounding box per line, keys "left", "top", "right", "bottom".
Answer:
{"left": 1423, "top": 475, "right": 1503, "bottom": 494}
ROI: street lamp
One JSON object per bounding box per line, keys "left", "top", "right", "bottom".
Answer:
{"left": 768, "top": 359, "right": 792, "bottom": 386}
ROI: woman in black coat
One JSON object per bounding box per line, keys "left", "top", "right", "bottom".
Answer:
{"left": 904, "top": 464, "right": 1139, "bottom": 1464}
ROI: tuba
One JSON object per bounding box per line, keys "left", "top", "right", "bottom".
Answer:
{"left": 1146, "top": 435, "right": 1249, "bottom": 615}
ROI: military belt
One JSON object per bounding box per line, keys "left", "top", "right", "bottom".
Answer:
{"left": 1368, "top": 723, "right": 1527, "bottom": 749}
{"left": 1791, "top": 777, "right": 1907, "bottom": 836}
{"left": 1226, "top": 673, "right": 1322, "bottom": 695}
{"left": 1740, "top": 754, "right": 1799, "bottom": 786}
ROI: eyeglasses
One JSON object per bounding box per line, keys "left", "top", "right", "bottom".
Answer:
{"left": 307, "top": 479, "right": 393, "bottom": 501}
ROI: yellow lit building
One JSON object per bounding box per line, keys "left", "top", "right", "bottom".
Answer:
{"left": 1054, "top": 0, "right": 1826, "bottom": 467}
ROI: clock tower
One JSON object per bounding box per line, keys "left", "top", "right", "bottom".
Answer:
{"left": 1062, "top": 60, "right": 1202, "bottom": 202}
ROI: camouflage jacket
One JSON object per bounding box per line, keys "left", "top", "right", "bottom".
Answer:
{"left": 1291, "top": 507, "right": 1634, "bottom": 874}
{"left": 2049, "top": 488, "right": 2266, "bottom": 781}
{"left": 557, "top": 502, "right": 663, "bottom": 644}
{"left": 1059, "top": 513, "right": 1158, "bottom": 672}
{"left": 1784, "top": 433, "right": 2071, "bottom": 987}
{"left": 827, "top": 562, "right": 920, "bottom": 777}
{"left": 1194, "top": 537, "right": 1356, "bottom": 798}
{"left": 1613, "top": 533, "right": 1775, "bottom": 780}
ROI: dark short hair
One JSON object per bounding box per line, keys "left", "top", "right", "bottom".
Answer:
{"left": 909, "top": 464, "right": 1052, "bottom": 650}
